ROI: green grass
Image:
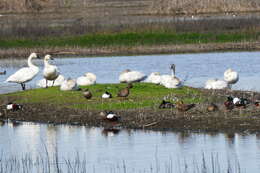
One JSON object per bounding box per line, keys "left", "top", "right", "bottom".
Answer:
{"left": 2, "top": 83, "right": 204, "bottom": 110}
{"left": 0, "top": 31, "right": 258, "bottom": 48}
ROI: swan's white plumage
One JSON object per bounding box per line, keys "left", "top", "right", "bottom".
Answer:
{"left": 76, "top": 72, "right": 96, "bottom": 86}
{"left": 205, "top": 79, "right": 228, "bottom": 89}
{"left": 146, "top": 72, "right": 161, "bottom": 84}
{"left": 224, "top": 68, "right": 239, "bottom": 84}
{"left": 119, "top": 69, "right": 146, "bottom": 83}
{"left": 60, "top": 78, "right": 78, "bottom": 91}
{"left": 43, "top": 55, "right": 59, "bottom": 82}
{"left": 37, "top": 75, "right": 65, "bottom": 88}
{"left": 160, "top": 64, "right": 182, "bottom": 88}
{"left": 6, "top": 53, "right": 39, "bottom": 84}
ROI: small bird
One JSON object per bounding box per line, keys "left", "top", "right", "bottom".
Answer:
{"left": 83, "top": 89, "right": 92, "bottom": 99}
{"left": 102, "top": 91, "right": 112, "bottom": 99}
{"left": 99, "top": 111, "right": 121, "bottom": 122}
{"left": 207, "top": 103, "right": 218, "bottom": 112}
{"left": 0, "top": 70, "right": 6, "bottom": 75}
{"left": 224, "top": 96, "right": 234, "bottom": 110}
{"left": 6, "top": 102, "right": 23, "bottom": 111}
{"left": 117, "top": 85, "right": 131, "bottom": 97}
{"left": 159, "top": 100, "right": 175, "bottom": 109}
{"left": 254, "top": 101, "right": 260, "bottom": 107}
{"left": 175, "top": 101, "right": 195, "bottom": 112}
{"left": 233, "top": 97, "right": 250, "bottom": 108}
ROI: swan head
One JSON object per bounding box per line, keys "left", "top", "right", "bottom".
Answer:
{"left": 44, "top": 54, "right": 54, "bottom": 61}
{"left": 120, "top": 69, "right": 131, "bottom": 74}
{"left": 29, "top": 52, "right": 40, "bottom": 59}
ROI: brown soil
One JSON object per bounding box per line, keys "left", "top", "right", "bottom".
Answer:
{"left": 1, "top": 41, "right": 260, "bottom": 59}
{"left": 1, "top": 88, "right": 260, "bottom": 133}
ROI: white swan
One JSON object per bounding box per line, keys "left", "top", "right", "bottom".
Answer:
{"left": 119, "top": 69, "right": 146, "bottom": 83}
{"left": 6, "top": 52, "right": 40, "bottom": 90}
{"left": 146, "top": 72, "right": 161, "bottom": 84}
{"left": 224, "top": 68, "right": 239, "bottom": 88}
{"left": 205, "top": 79, "right": 228, "bottom": 89}
{"left": 60, "top": 78, "right": 79, "bottom": 91}
{"left": 43, "top": 55, "right": 60, "bottom": 88}
{"left": 160, "top": 64, "right": 182, "bottom": 88}
{"left": 76, "top": 72, "right": 96, "bottom": 86}
{"left": 37, "top": 75, "right": 65, "bottom": 88}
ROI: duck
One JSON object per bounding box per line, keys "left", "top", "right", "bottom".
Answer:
{"left": 160, "top": 64, "right": 182, "bottom": 88}
{"left": 159, "top": 100, "right": 175, "bottom": 109}
{"left": 6, "top": 53, "right": 40, "bottom": 90}
{"left": 146, "top": 72, "right": 161, "bottom": 84}
{"left": 76, "top": 72, "right": 96, "bottom": 86}
{"left": 205, "top": 78, "right": 228, "bottom": 90}
{"left": 83, "top": 89, "right": 92, "bottom": 99}
{"left": 102, "top": 91, "right": 112, "bottom": 99}
{"left": 224, "top": 68, "right": 239, "bottom": 89}
{"left": 117, "top": 84, "right": 131, "bottom": 97}
{"left": 119, "top": 69, "right": 146, "bottom": 83}
{"left": 233, "top": 97, "right": 250, "bottom": 108}
{"left": 207, "top": 103, "right": 218, "bottom": 112}
{"left": 99, "top": 111, "right": 121, "bottom": 122}
{"left": 0, "top": 70, "right": 6, "bottom": 75}
{"left": 36, "top": 75, "right": 65, "bottom": 88}
{"left": 224, "top": 96, "right": 234, "bottom": 110}
{"left": 6, "top": 102, "right": 23, "bottom": 111}
{"left": 43, "top": 55, "right": 60, "bottom": 88}
{"left": 175, "top": 101, "right": 195, "bottom": 112}
{"left": 60, "top": 78, "right": 79, "bottom": 91}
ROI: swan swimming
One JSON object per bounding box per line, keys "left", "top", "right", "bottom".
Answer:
{"left": 6, "top": 53, "right": 40, "bottom": 90}
{"left": 146, "top": 72, "right": 161, "bottom": 84}
{"left": 119, "top": 69, "right": 146, "bottom": 83}
{"left": 160, "top": 64, "right": 182, "bottom": 88}
{"left": 76, "top": 72, "right": 96, "bottom": 86}
{"left": 37, "top": 75, "right": 65, "bottom": 88}
{"left": 204, "top": 78, "right": 228, "bottom": 89}
{"left": 60, "top": 78, "right": 79, "bottom": 91}
{"left": 224, "top": 68, "right": 239, "bottom": 88}
{"left": 43, "top": 55, "right": 60, "bottom": 88}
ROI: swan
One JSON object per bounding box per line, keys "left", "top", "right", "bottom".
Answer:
{"left": 204, "top": 78, "right": 228, "bottom": 89}
{"left": 76, "top": 72, "right": 96, "bottom": 86}
{"left": 60, "top": 78, "right": 79, "bottom": 91}
{"left": 43, "top": 55, "right": 60, "bottom": 88}
{"left": 160, "top": 64, "right": 182, "bottom": 88}
{"left": 119, "top": 69, "right": 146, "bottom": 83}
{"left": 224, "top": 68, "right": 239, "bottom": 88}
{"left": 37, "top": 75, "right": 65, "bottom": 88}
{"left": 6, "top": 53, "right": 40, "bottom": 90}
{"left": 146, "top": 72, "right": 161, "bottom": 84}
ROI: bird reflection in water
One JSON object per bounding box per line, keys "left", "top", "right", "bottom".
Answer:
{"left": 102, "top": 128, "right": 120, "bottom": 137}
{"left": 224, "top": 132, "right": 235, "bottom": 146}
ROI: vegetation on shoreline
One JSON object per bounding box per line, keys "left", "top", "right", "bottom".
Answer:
{"left": 2, "top": 83, "right": 203, "bottom": 110}
{"left": 0, "top": 31, "right": 258, "bottom": 49}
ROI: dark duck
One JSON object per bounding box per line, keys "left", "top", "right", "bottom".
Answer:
{"left": 159, "top": 100, "right": 175, "bottom": 109}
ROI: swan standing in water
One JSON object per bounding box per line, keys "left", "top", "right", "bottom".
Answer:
{"left": 43, "top": 55, "right": 60, "bottom": 88}
{"left": 37, "top": 75, "right": 65, "bottom": 88}
{"left": 6, "top": 53, "right": 40, "bottom": 90}
{"left": 224, "top": 68, "right": 239, "bottom": 89}
{"left": 160, "top": 64, "right": 182, "bottom": 88}
{"left": 146, "top": 72, "right": 161, "bottom": 84}
{"left": 60, "top": 78, "right": 79, "bottom": 91}
{"left": 76, "top": 72, "right": 96, "bottom": 86}
{"left": 119, "top": 69, "right": 146, "bottom": 83}
{"left": 205, "top": 78, "right": 228, "bottom": 89}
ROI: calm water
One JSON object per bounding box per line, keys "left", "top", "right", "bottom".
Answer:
{"left": 1, "top": 122, "right": 260, "bottom": 172}
{"left": 1, "top": 51, "right": 260, "bottom": 93}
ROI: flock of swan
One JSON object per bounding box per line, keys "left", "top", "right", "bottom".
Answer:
{"left": 5, "top": 53, "right": 239, "bottom": 91}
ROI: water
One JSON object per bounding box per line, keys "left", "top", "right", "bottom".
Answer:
{"left": 1, "top": 122, "right": 260, "bottom": 172}
{"left": 1, "top": 51, "right": 260, "bottom": 93}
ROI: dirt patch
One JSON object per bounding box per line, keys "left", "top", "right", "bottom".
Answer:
{"left": 1, "top": 88, "right": 260, "bottom": 133}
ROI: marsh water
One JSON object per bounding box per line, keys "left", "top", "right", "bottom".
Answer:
{"left": 1, "top": 51, "right": 260, "bottom": 172}
{"left": 1, "top": 51, "right": 260, "bottom": 93}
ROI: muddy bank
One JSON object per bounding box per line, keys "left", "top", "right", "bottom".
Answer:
{"left": 1, "top": 89, "right": 260, "bottom": 133}
{"left": 1, "top": 41, "right": 260, "bottom": 59}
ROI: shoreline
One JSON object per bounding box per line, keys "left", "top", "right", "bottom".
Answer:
{"left": 0, "top": 41, "right": 260, "bottom": 59}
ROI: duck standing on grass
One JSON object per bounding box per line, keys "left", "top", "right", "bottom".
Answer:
{"left": 83, "top": 89, "right": 92, "bottom": 99}
{"left": 43, "top": 55, "right": 60, "bottom": 88}
{"left": 6, "top": 102, "right": 23, "bottom": 112}
{"left": 102, "top": 91, "right": 112, "bottom": 99}
{"left": 117, "top": 83, "right": 132, "bottom": 97}
{"left": 6, "top": 53, "right": 40, "bottom": 90}
{"left": 175, "top": 101, "right": 195, "bottom": 112}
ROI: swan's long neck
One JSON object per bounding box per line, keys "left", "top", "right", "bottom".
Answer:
{"left": 28, "top": 56, "right": 37, "bottom": 68}
{"left": 44, "top": 59, "right": 50, "bottom": 67}
{"left": 171, "top": 66, "right": 176, "bottom": 77}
